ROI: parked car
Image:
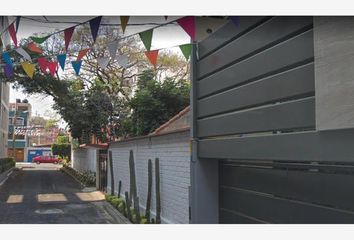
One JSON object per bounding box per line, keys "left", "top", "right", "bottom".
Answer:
{"left": 32, "top": 155, "right": 60, "bottom": 164}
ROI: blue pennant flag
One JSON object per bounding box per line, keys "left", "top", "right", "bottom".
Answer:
{"left": 57, "top": 54, "right": 67, "bottom": 71}
{"left": 89, "top": 16, "right": 102, "bottom": 43}
{"left": 71, "top": 60, "right": 82, "bottom": 76}
{"left": 2, "top": 52, "right": 13, "bottom": 68}
{"left": 15, "top": 16, "right": 21, "bottom": 33}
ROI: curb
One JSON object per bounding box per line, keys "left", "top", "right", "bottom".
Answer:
{"left": 0, "top": 167, "right": 16, "bottom": 186}
{"left": 93, "top": 200, "right": 131, "bottom": 224}
{"left": 60, "top": 167, "right": 92, "bottom": 189}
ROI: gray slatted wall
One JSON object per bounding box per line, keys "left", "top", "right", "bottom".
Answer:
{"left": 194, "top": 16, "right": 354, "bottom": 223}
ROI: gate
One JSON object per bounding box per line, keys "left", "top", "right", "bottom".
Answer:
{"left": 191, "top": 16, "right": 354, "bottom": 223}
{"left": 98, "top": 149, "right": 107, "bottom": 192}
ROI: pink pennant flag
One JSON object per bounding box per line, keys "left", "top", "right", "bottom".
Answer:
{"left": 47, "top": 61, "right": 58, "bottom": 77}
{"left": 8, "top": 22, "right": 18, "bottom": 47}
{"left": 77, "top": 48, "right": 90, "bottom": 61}
{"left": 177, "top": 16, "right": 196, "bottom": 41}
{"left": 37, "top": 57, "right": 48, "bottom": 73}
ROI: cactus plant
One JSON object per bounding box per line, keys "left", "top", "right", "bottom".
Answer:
{"left": 134, "top": 196, "right": 141, "bottom": 224}
{"left": 129, "top": 150, "right": 137, "bottom": 206}
{"left": 145, "top": 159, "right": 152, "bottom": 222}
{"left": 125, "top": 191, "right": 132, "bottom": 221}
{"left": 155, "top": 158, "right": 161, "bottom": 224}
{"left": 118, "top": 180, "right": 122, "bottom": 198}
{"left": 109, "top": 151, "right": 114, "bottom": 196}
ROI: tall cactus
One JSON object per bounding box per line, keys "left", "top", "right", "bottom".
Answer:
{"left": 145, "top": 159, "right": 152, "bottom": 222}
{"left": 155, "top": 158, "right": 161, "bottom": 224}
{"left": 134, "top": 196, "right": 141, "bottom": 224}
{"left": 108, "top": 151, "right": 114, "bottom": 196}
{"left": 129, "top": 150, "right": 137, "bottom": 205}
{"left": 118, "top": 180, "right": 122, "bottom": 198}
{"left": 125, "top": 191, "right": 132, "bottom": 221}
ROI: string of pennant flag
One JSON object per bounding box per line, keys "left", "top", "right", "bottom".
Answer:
{"left": 1, "top": 16, "right": 238, "bottom": 79}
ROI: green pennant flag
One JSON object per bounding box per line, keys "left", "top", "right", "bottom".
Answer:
{"left": 30, "top": 35, "right": 50, "bottom": 44}
{"left": 139, "top": 29, "right": 153, "bottom": 51}
{"left": 179, "top": 44, "right": 192, "bottom": 60}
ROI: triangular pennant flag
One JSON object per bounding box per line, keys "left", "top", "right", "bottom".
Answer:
{"left": 144, "top": 50, "right": 159, "bottom": 69}
{"left": 89, "top": 16, "right": 102, "bottom": 42}
{"left": 3, "top": 64, "right": 13, "bottom": 78}
{"left": 15, "top": 16, "right": 21, "bottom": 34}
{"left": 107, "top": 41, "right": 119, "bottom": 59}
{"left": 179, "top": 44, "right": 192, "bottom": 60}
{"left": 77, "top": 48, "right": 90, "bottom": 61}
{"left": 21, "top": 62, "right": 36, "bottom": 79}
{"left": 64, "top": 26, "right": 75, "bottom": 51}
{"left": 120, "top": 16, "right": 129, "bottom": 34}
{"left": 139, "top": 29, "right": 153, "bottom": 51}
{"left": 15, "top": 47, "right": 32, "bottom": 62}
{"left": 47, "top": 61, "right": 58, "bottom": 77}
{"left": 2, "top": 52, "right": 13, "bottom": 67}
{"left": 116, "top": 55, "right": 129, "bottom": 68}
{"left": 177, "top": 16, "right": 196, "bottom": 41}
{"left": 229, "top": 16, "right": 239, "bottom": 26}
{"left": 97, "top": 57, "right": 109, "bottom": 69}
{"left": 8, "top": 22, "right": 18, "bottom": 47}
{"left": 57, "top": 54, "right": 66, "bottom": 71}
{"left": 30, "top": 35, "right": 50, "bottom": 44}
{"left": 195, "top": 17, "right": 228, "bottom": 42}
{"left": 27, "top": 42, "right": 43, "bottom": 54}
{"left": 37, "top": 57, "right": 48, "bottom": 73}
{"left": 71, "top": 60, "right": 82, "bottom": 76}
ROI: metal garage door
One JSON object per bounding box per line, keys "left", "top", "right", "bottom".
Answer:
{"left": 193, "top": 16, "right": 354, "bottom": 223}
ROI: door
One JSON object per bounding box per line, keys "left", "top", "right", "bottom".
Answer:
{"left": 98, "top": 150, "right": 107, "bottom": 192}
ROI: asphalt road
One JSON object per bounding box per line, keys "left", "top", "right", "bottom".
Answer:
{"left": 0, "top": 163, "right": 125, "bottom": 224}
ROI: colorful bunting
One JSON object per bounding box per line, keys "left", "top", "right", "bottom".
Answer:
{"left": 116, "top": 55, "right": 128, "bottom": 68}
{"left": 57, "top": 54, "right": 66, "bottom": 71}
{"left": 8, "top": 22, "right": 18, "bottom": 47}
{"left": 139, "top": 29, "right": 153, "bottom": 51}
{"left": 120, "top": 16, "right": 129, "bottom": 34}
{"left": 71, "top": 60, "right": 82, "bottom": 76}
{"left": 107, "top": 41, "right": 119, "bottom": 59}
{"left": 97, "top": 57, "right": 109, "bottom": 69}
{"left": 77, "top": 48, "right": 90, "bottom": 61}
{"left": 177, "top": 16, "right": 195, "bottom": 41}
{"left": 37, "top": 57, "right": 48, "bottom": 73}
{"left": 179, "top": 44, "right": 192, "bottom": 60}
{"left": 89, "top": 16, "right": 102, "bottom": 43}
{"left": 4, "top": 64, "right": 13, "bottom": 78}
{"left": 31, "top": 35, "right": 50, "bottom": 44}
{"left": 47, "top": 61, "right": 58, "bottom": 77}
{"left": 64, "top": 26, "right": 75, "bottom": 51}
{"left": 15, "top": 47, "right": 32, "bottom": 62}
{"left": 2, "top": 52, "right": 13, "bottom": 67}
{"left": 229, "top": 16, "right": 239, "bottom": 26}
{"left": 144, "top": 50, "right": 159, "bottom": 69}
{"left": 195, "top": 17, "right": 228, "bottom": 42}
{"left": 27, "top": 42, "right": 43, "bottom": 54}
{"left": 21, "top": 62, "right": 36, "bottom": 79}
{"left": 15, "top": 17, "right": 21, "bottom": 34}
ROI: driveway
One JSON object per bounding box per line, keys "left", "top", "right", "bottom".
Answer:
{"left": 0, "top": 163, "right": 126, "bottom": 224}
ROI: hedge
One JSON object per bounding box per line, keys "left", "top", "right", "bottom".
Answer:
{"left": 0, "top": 158, "right": 16, "bottom": 173}
{"left": 52, "top": 143, "right": 71, "bottom": 159}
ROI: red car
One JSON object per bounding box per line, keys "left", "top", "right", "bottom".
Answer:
{"left": 32, "top": 155, "right": 60, "bottom": 164}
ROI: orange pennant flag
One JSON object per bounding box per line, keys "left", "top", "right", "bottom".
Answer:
{"left": 27, "top": 42, "right": 43, "bottom": 54}
{"left": 77, "top": 48, "right": 90, "bottom": 61}
{"left": 144, "top": 50, "right": 159, "bottom": 69}
{"left": 120, "top": 16, "right": 129, "bottom": 34}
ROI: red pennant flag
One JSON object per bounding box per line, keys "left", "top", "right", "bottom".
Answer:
{"left": 27, "top": 42, "right": 43, "bottom": 54}
{"left": 47, "top": 61, "right": 58, "bottom": 77}
{"left": 37, "top": 57, "right": 48, "bottom": 73}
{"left": 8, "top": 22, "right": 17, "bottom": 47}
{"left": 77, "top": 48, "right": 90, "bottom": 61}
{"left": 177, "top": 16, "right": 196, "bottom": 41}
{"left": 64, "top": 26, "right": 75, "bottom": 51}
{"left": 144, "top": 50, "right": 159, "bottom": 69}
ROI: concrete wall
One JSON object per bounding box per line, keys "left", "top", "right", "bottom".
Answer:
{"left": 107, "top": 130, "right": 190, "bottom": 224}
{"left": 72, "top": 148, "right": 97, "bottom": 173}
{"left": 314, "top": 17, "right": 354, "bottom": 131}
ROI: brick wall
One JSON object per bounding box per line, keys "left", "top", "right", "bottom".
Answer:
{"left": 72, "top": 148, "right": 97, "bottom": 173}
{"left": 107, "top": 130, "right": 190, "bottom": 224}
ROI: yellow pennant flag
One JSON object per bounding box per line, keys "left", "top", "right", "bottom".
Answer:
{"left": 21, "top": 62, "right": 36, "bottom": 79}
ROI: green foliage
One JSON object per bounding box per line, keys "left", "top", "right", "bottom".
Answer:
{"left": 52, "top": 143, "right": 71, "bottom": 159}
{"left": 0, "top": 158, "right": 16, "bottom": 173}
{"left": 62, "top": 166, "right": 95, "bottom": 187}
{"left": 55, "top": 135, "right": 70, "bottom": 144}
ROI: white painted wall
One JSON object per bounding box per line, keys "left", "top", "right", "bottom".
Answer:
{"left": 72, "top": 148, "right": 97, "bottom": 173}
{"left": 107, "top": 130, "right": 190, "bottom": 224}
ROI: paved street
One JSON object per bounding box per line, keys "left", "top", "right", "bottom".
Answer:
{"left": 0, "top": 164, "right": 126, "bottom": 224}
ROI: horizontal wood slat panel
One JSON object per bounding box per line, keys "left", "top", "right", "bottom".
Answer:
{"left": 198, "top": 17, "right": 269, "bottom": 59}
{"left": 197, "top": 29, "right": 314, "bottom": 99}
{"left": 199, "top": 129, "right": 354, "bottom": 162}
{"left": 198, "top": 63, "right": 315, "bottom": 118}
{"left": 197, "top": 97, "right": 315, "bottom": 138}
{"left": 220, "top": 187, "right": 354, "bottom": 223}
{"left": 197, "top": 17, "right": 313, "bottom": 78}
{"left": 220, "top": 164, "right": 354, "bottom": 212}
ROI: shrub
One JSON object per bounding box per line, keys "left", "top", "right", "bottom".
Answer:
{"left": 52, "top": 143, "right": 71, "bottom": 159}
{"left": 0, "top": 158, "right": 16, "bottom": 174}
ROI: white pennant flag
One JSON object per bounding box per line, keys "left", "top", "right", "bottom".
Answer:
{"left": 195, "top": 17, "right": 229, "bottom": 42}
{"left": 116, "top": 55, "right": 129, "bottom": 68}
{"left": 97, "top": 57, "right": 110, "bottom": 69}
{"left": 15, "top": 47, "right": 32, "bottom": 62}
{"left": 107, "top": 41, "right": 119, "bottom": 59}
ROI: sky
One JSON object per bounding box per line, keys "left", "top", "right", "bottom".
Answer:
{"left": 8, "top": 16, "right": 190, "bottom": 121}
